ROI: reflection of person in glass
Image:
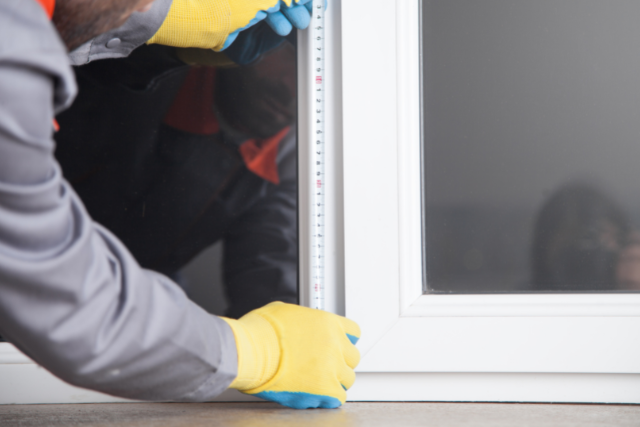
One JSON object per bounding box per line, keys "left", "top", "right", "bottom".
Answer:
{"left": 616, "top": 232, "right": 640, "bottom": 290}
{"left": 0, "top": 0, "right": 359, "bottom": 409}
{"left": 55, "top": 43, "right": 299, "bottom": 319}
{"left": 531, "top": 183, "right": 640, "bottom": 291}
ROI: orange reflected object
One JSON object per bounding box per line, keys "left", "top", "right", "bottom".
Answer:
{"left": 239, "top": 127, "right": 289, "bottom": 185}
{"left": 35, "top": 0, "right": 55, "bottom": 18}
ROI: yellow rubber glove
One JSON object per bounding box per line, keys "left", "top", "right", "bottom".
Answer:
{"left": 221, "top": 302, "right": 361, "bottom": 409}
{"left": 147, "top": 0, "right": 310, "bottom": 52}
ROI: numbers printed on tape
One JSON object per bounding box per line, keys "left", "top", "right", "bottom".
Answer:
{"left": 310, "top": 0, "right": 325, "bottom": 310}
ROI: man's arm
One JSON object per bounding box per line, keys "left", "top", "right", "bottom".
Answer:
{"left": 69, "top": 0, "right": 172, "bottom": 65}
{"left": 69, "top": 0, "right": 318, "bottom": 66}
{"left": 0, "top": 0, "right": 236, "bottom": 401}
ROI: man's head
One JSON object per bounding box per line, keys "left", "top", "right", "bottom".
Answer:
{"left": 53, "top": 0, "right": 155, "bottom": 51}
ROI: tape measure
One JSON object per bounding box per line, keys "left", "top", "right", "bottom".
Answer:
{"left": 310, "top": 0, "right": 325, "bottom": 310}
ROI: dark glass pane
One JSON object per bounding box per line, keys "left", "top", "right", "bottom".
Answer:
{"left": 422, "top": 1, "right": 640, "bottom": 293}
{"left": 54, "top": 43, "right": 298, "bottom": 316}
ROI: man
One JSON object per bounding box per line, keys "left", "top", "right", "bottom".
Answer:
{"left": 55, "top": 42, "right": 298, "bottom": 319}
{"left": 0, "top": 0, "right": 359, "bottom": 409}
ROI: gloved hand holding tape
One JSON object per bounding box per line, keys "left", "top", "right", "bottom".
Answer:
{"left": 148, "top": 0, "right": 318, "bottom": 51}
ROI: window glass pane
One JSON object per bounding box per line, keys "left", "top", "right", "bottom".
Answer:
{"left": 54, "top": 43, "right": 298, "bottom": 316}
{"left": 422, "top": 0, "right": 640, "bottom": 293}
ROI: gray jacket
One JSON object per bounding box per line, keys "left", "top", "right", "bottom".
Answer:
{"left": 0, "top": 0, "right": 237, "bottom": 401}
{"left": 69, "top": 0, "right": 173, "bottom": 65}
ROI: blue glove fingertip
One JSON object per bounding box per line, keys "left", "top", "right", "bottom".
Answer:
{"left": 282, "top": 4, "right": 311, "bottom": 30}
{"left": 346, "top": 333, "right": 359, "bottom": 345}
{"left": 266, "top": 11, "right": 294, "bottom": 36}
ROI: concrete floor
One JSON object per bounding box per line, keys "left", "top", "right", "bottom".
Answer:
{"left": 1, "top": 402, "right": 639, "bottom": 427}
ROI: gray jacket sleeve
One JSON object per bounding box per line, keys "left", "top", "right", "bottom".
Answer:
{"left": 69, "top": 0, "right": 173, "bottom": 65}
{"left": 0, "top": 0, "right": 237, "bottom": 402}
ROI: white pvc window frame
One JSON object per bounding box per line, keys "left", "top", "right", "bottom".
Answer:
{"left": 331, "top": 0, "right": 640, "bottom": 403}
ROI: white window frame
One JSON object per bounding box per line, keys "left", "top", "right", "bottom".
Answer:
{"left": 327, "top": 0, "right": 640, "bottom": 403}
{"left": 2, "top": 0, "right": 640, "bottom": 405}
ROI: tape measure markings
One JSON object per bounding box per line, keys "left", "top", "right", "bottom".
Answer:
{"left": 310, "top": 0, "right": 325, "bottom": 310}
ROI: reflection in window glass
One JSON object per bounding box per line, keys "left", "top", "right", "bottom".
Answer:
{"left": 422, "top": 1, "right": 640, "bottom": 293}
{"left": 54, "top": 43, "right": 298, "bottom": 318}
